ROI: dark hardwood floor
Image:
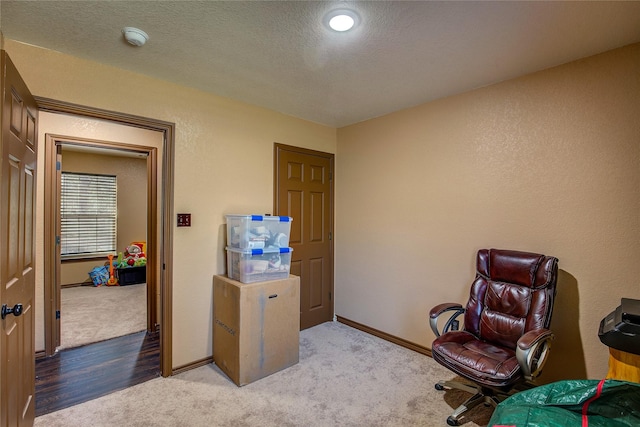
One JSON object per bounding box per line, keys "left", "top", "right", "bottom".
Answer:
{"left": 35, "top": 331, "right": 160, "bottom": 417}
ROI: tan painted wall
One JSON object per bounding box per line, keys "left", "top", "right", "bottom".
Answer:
{"left": 336, "top": 43, "right": 640, "bottom": 381}
{"left": 6, "top": 36, "right": 637, "bottom": 380}
{"left": 4, "top": 39, "right": 337, "bottom": 367}
{"left": 59, "top": 150, "right": 147, "bottom": 286}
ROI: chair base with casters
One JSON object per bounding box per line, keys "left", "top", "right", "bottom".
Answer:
{"left": 434, "top": 378, "right": 536, "bottom": 425}
{"left": 429, "top": 249, "right": 559, "bottom": 426}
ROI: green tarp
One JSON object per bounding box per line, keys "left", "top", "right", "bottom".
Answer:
{"left": 489, "top": 379, "right": 640, "bottom": 427}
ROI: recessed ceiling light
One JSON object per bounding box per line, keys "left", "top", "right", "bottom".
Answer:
{"left": 324, "top": 9, "right": 360, "bottom": 32}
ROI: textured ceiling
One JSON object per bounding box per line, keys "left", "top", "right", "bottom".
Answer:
{"left": 2, "top": 1, "right": 640, "bottom": 127}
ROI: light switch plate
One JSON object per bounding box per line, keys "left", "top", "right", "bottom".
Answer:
{"left": 177, "top": 213, "right": 191, "bottom": 227}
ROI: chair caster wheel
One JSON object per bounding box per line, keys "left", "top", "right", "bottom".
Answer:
{"left": 447, "top": 416, "right": 460, "bottom": 426}
{"left": 435, "top": 383, "right": 445, "bottom": 391}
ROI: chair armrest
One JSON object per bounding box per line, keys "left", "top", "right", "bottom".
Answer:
{"left": 429, "top": 303, "right": 465, "bottom": 337}
{"left": 516, "top": 328, "right": 554, "bottom": 381}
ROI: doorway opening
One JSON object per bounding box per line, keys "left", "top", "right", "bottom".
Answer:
{"left": 37, "top": 97, "right": 174, "bottom": 377}
{"left": 55, "top": 140, "right": 151, "bottom": 350}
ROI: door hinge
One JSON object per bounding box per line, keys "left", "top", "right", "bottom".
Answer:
{"left": 329, "top": 292, "right": 332, "bottom": 301}
{"left": 329, "top": 171, "right": 333, "bottom": 180}
{"left": 56, "top": 161, "right": 61, "bottom": 171}
{"left": 329, "top": 232, "right": 332, "bottom": 240}
{"left": 55, "top": 235, "right": 60, "bottom": 245}
{"left": 56, "top": 310, "right": 61, "bottom": 319}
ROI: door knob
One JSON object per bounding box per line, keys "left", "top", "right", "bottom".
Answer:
{"left": 1, "top": 303, "right": 23, "bottom": 320}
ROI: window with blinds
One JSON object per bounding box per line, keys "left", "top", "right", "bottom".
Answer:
{"left": 61, "top": 172, "right": 117, "bottom": 259}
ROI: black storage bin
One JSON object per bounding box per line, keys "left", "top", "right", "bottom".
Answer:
{"left": 116, "top": 266, "right": 146, "bottom": 286}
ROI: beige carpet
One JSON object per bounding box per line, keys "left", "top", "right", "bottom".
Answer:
{"left": 37, "top": 322, "right": 492, "bottom": 426}
{"left": 60, "top": 283, "right": 147, "bottom": 349}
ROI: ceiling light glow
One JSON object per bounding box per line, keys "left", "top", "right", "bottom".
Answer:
{"left": 324, "top": 9, "right": 359, "bottom": 32}
{"left": 330, "top": 14, "right": 355, "bottom": 32}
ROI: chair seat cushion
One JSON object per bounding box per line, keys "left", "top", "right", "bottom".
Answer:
{"left": 432, "top": 331, "right": 522, "bottom": 388}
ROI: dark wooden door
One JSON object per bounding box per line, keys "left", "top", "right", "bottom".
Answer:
{"left": 274, "top": 144, "right": 333, "bottom": 329}
{"left": 0, "top": 51, "right": 38, "bottom": 427}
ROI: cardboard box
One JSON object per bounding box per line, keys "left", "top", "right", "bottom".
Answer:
{"left": 213, "top": 274, "right": 300, "bottom": 386}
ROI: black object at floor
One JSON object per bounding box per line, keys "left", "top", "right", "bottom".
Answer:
{"left": 116, "top": 266, "right": 147, "bottom": 286}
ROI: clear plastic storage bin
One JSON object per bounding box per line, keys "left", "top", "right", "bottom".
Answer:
{"left": 226, "top": 214, "right": 292, "bottom": 249}
{"left": 226, "top": 246, "right": 293, "bottom": 283}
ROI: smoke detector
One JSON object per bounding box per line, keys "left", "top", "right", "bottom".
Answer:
{"left": 122, "top": 27, "right": 148, "bottom": 46}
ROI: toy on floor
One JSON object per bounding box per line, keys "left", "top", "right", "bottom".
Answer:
{"left": 106, "top": 254, "right": 119, "bottom": 286}
{"left": 88, "top": 265, "right": 109, "bottom": 286}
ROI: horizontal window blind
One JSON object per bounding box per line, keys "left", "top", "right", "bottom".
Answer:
{"left": 61, "top": 172, "right": 117, "bottom": 258}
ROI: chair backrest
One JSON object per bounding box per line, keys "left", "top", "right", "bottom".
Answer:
{"left": 464, "top": 249, "right": 559, "bottom": 350}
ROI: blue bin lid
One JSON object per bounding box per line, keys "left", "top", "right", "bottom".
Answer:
{"left": 226, "top": 214, "right": 292, "bottom": 222}
{"left": 225, "top": 246, "right": 293, "bottom": 255}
